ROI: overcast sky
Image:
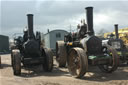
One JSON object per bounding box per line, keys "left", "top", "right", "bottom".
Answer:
{"left": 0, "top": 0, "right": 128, "bottom": 37}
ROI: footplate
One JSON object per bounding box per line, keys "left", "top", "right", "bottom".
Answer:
{"left": 23, "top": 57, "right": 44, "bottom": 65}
{"left": 88, "top": 55, "right": 112, "bottom": 65}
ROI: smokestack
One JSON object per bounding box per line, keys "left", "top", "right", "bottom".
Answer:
{"left": 114, "top": 24, "right": 119, "bottom": 39}
{"left": 47, "top": 29, "right": 50, "bottom": 33}
{"left": 85, "top": 7, "right": 94, "bottom": 35}
{"left": 27, "top": 14, "right": 34, "bottom": 39}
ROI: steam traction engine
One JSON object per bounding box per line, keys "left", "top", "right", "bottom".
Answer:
{"left": 56, "top": 7, "right": 119, "bottom": 78}
{"left": 102, "top": 24, "right": 128, "bottom": 64}
{"left": 11, "top": 14, "right": 53, "bottom": 75}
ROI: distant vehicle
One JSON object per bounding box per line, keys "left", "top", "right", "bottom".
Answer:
{"left": 102, "top": 24, "right": 128, "bottom": 64}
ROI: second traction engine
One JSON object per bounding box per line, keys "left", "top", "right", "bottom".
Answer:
{"left": 56, "top": 7, "right": 119, "bottom": 78}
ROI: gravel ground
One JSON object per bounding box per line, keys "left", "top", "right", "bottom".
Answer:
{"left": 0, "top": 54, "right": 128, "bottom": 85}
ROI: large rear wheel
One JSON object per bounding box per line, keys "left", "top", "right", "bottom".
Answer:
{"left": 12, "top": 49, "right": 21, "bottom": 75}
{"left": 0, "top": 56, "right": 1, "bottom": 67}
{"left": 67, "top": 47, "right": 88, "bottom": 78}
{"left": 11, "top": 46, "right": 16, "bottom": 66}
{"left": 56, "top": 41, "right": 67, "bottom": 67}
{"left": 11, "top": 50, "right": 14, "bottom": 67}
{"left": 98, "top": 46, "right": 119, "bottom": 73}
{"left": 43, "top": 48, "right": 53, "bottom": 72}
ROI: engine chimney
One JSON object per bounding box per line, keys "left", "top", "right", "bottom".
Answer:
{"left": 27, "top": 14, "right": 35, "bottom": 39}
{"left": 114, "top": 24, "right": 119, "bottom": 39}
{"left": 85, "top": 7, "right": 94, "bottom": 35}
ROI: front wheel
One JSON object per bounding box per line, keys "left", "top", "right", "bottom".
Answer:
{"left": 67, "top": 47, "right": 88, "bottom": 78}
{"left": 98, "top": 46, "right": 119, "bottom": 73}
